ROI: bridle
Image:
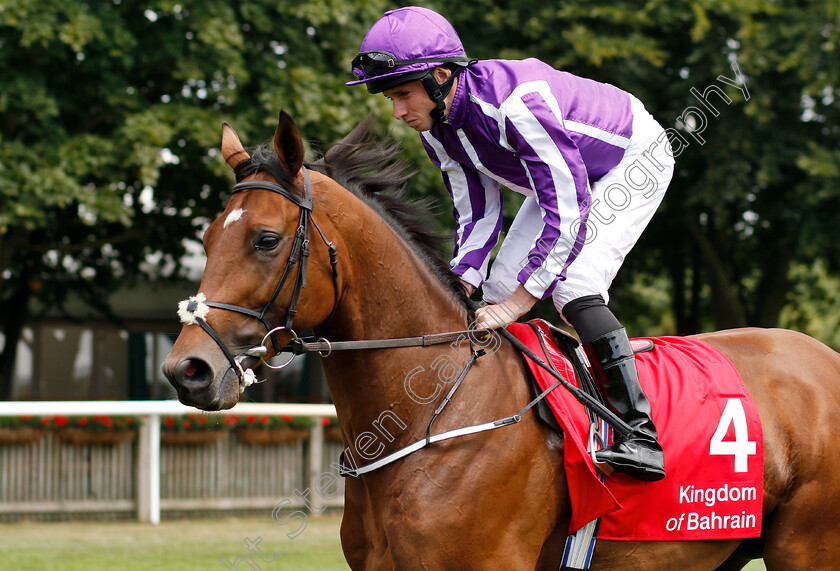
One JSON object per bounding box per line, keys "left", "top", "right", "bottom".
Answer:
{"left": 175, "top": 165, "right": 484, "bottom": 386}
{"left": 177, "top": 166, "right": 339, "bottom": 386}
{"left": 174, "top": 167, "right": 634, "bottom": 458}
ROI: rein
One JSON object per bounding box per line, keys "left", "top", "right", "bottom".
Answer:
{"left": 177, "top": 167, "right": 632, "bottom": 474}
{"left": 282, "top": 329, "right": 490, "bottom": 356}
{"left": 336, "top": 305, "right": 633, "bottom": 479}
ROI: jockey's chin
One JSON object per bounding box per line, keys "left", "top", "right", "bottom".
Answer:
{"left": 402, "top": 115, "right": 434, "bottom": 132}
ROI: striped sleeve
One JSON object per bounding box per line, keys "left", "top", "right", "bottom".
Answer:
{"left": 421, "top": 132, "right": 503, "bottom": 289}
{"left": 500, "top": 82, "right": 592, "bottom": 299}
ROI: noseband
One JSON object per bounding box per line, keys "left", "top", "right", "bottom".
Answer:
{"left": 177, "top": 167, "right": 339, "bottom": 388}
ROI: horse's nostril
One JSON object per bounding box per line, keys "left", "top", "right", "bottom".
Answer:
{"left": 174, "top": 358, "right": 213, "bottom": 389}
{"left": 184, "top": 361, "right": 198, "bottom": 378}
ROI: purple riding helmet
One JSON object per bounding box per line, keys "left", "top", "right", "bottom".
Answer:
{"left": 347, "top": 6, "right": 470, "bottom": 124}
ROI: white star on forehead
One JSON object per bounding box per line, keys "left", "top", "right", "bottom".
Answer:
{"left": 224, "top": 208, "right": 245, "bottom": 228}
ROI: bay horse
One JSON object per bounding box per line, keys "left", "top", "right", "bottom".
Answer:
{"left": 163, "top": 111, "right": 840, "bottom": 570}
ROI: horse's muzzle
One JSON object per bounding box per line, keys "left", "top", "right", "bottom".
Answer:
{"left": 162, "top": 355, "right": 239, "bottom": 410}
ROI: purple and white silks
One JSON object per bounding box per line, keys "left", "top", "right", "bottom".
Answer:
{"left": 420, "top": 58, "right": 650, "bottom": 302}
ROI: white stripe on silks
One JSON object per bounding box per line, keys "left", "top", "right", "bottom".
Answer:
{"left": 469, "top": 92, "right": 534, "bottom": 194}
{"left": 422, "top": 132, "right": 472, "bottom": 251}
{"left": 468, "top": 93, "right": 508, "bottom": 147}
{"left": 508, "top": 81, "right": 567, "bottom": 127}
{"left": 473, "top": 172, "right": 502, "bottom": 279}
{"left": 500, "top": 85, "right": 589, "bottom": 292}
{"left": 458, "top": 126, "right": 530, "bottom": 194}
{"left": 565, "top": 120, "right": 631, "bottom": 149}
{"left": 457, "top": 129, "right": 487, "bottom": 172}
{"left": 520, "top": 162, "right": 567, "bottom": 292}
{"left": 422, "top": 132, "right": 501, "bottom": 275}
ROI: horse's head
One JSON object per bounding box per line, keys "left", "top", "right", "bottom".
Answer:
{"left": 162, "top": 112, "right": 339, "bottom": 410}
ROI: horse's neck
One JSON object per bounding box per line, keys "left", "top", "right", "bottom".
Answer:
{"left": 318, "top": 188, "right": 467, "bottom": 342}
{"left": 315, "top": 184, "right": 470, "bottom": 440}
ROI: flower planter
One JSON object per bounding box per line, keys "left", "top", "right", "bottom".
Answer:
{"left": 0, "top": 427, "right": 46, "bottom": 445}
{"left": 57, "top": 428, "right": 137, "bottom": 447}
{"left": 236, "top": 427, "right": 309, "bottom": 445}
{"left": 160, "top": 429, "right": 229, "bottom": 445}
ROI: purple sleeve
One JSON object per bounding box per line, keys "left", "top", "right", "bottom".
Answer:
{"left": 502, "top": 89, "right": 592, "bottom": 298}
{"left": 421, "top": 134, "right": 503, "bottom": 288}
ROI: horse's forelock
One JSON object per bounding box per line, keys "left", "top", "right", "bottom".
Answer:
{"left": 233, "top": 145, "right": 301, "bottom": 192}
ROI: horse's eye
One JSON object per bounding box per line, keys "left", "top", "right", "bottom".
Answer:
{"left": 254, "top": 233, "right": 280, "bottom": 251}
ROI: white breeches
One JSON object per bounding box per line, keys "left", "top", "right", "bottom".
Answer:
{"left": 482, "top": 96, "right": 675, "bottom": 319}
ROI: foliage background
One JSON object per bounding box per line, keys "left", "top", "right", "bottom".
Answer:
{"left": 1, "top": 0, "right": 839, "bottom": 397}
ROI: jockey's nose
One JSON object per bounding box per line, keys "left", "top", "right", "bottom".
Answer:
{"left": 392, "top": 100, "right": 407, "bottom": 121}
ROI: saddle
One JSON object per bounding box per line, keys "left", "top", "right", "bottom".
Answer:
{"left": 524, "top": 320, "right": 653, "bottom": 437}
{"left": 508, "top": 319, "right": 764, "bottom": 545}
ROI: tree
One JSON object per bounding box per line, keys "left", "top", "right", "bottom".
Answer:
{"left": 446, "top": 0, "right": 840, "bottom": 338}
{"left": 0, "top": 0, "right": 393, "bottom": 397}
{"left": 3, "top": 0, "right": 839, "bottom": 401}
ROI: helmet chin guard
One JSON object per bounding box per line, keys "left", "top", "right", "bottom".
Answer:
{"left": 420, "top": 67, "right": 462, "bottom": 125}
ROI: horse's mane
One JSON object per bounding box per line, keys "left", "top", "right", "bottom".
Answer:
{"left": 233, "top": 115, "right": 469, "bottom": 308}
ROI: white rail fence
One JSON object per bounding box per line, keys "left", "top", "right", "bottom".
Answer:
{"left": 0, "top": 401, "right": 341, "bottom": 524}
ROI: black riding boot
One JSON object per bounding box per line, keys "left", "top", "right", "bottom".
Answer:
{"left": 584, "top": 328, "right": 666, "bottom": 482}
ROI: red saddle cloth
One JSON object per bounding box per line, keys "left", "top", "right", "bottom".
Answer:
{"left": 506, "top": 320, "right": 764, "bottom": 541}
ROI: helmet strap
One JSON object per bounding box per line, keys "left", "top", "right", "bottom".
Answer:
{"left": 421, "top": 67, "right": 462, "bottom": 125}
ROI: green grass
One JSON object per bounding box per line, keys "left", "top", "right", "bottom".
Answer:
{"left": 0, "top": 514, "right": 350, "bottom": 571}
{"left": 0, "top": 514, "right": 768, "bottom": 570}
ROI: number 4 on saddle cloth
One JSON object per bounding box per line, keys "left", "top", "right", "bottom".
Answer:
{"left": 506, "top": 320, "right": 764, "bottom": 542}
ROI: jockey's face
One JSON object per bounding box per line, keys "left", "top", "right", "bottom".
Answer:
{"left": 384, "top": 67, "right": 455, "bottom": 132}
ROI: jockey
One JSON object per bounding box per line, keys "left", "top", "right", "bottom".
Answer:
{"left": 347, "top": 6, "right": 673, "bottom": 482}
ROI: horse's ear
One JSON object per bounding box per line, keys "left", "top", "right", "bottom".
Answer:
{"left": 221, "top": 122, "right": 250, "bottom": 170}
{"left": 273, "top": 110, "right": 304, "bottom": 176}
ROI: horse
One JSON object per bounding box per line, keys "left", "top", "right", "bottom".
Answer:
{"left": 163, "top": 111, "right": 840, "bottom": 570}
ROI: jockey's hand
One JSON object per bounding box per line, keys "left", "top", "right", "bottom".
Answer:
{"left": 474, "top": 285, "right": 539, "bottom": 330}
{"left": 459, "top": 279, "right": 476, "bottom": 296}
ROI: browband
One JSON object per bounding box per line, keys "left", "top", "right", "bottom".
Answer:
{"left": 231, "top": 169, "right": 313, "bottom": 211}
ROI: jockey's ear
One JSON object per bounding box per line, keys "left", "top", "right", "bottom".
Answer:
{"left": 273, "top": 110, "right": 305, "bottom": 177}
{"left": 432, "top": 65, "right": 453, "bottom": 85}
{"left": 221, "top": 122, "right": 250, "bottom": 170}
